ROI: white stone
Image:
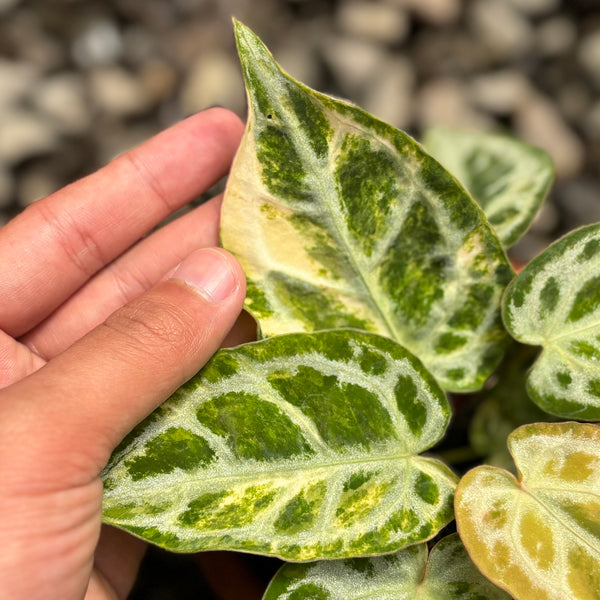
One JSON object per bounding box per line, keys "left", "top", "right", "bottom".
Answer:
{"left": 72, "top": 19, "right": 123, "bottom": 68}
{"left": 468, "top": 0, "right": 532, "bottom": 59}
{"left": 337, "top": 1, "right": 409, "bottom": 45}
{"left": 469, "top": 70, "right": 532, "bottom": 114}
{"left": 417, "top": 77, "right": 493, "bottom": 131}
{"left": 0, "top": 109, "right": 58, "bottom": 165}
{"left": 515, "top": 91, "right": 584, "bottom": 179}
{"left": 179, "top": 51, "right": 245, "bottom": 116}
{"left": 89, "top": 66, "right": 152, "bottom": 118}
{"left": 578, "top": 31, "right": 600, "bottom": 85}
{"left": 139, "top": 59, "right": 178, "bottom": 104}
{"left": 388, "top": 0, "right": 461, "bottom": 26}
{"left": 535, "top": 16, "right": 576, "bottom": 57}
{"left": 362, "top": 55, "right": 414, "bottom": 129}
{"left": 33, "top": 73, "right": 92, "bottom": 135}
{"left": 321, "top": 36, "right": 386, "bottom": 95}
{"left": 0, "top": 0, "right": 20, "bottom": 12}
{"left": 0, "top": 60, "right": 38, "bottom": 109}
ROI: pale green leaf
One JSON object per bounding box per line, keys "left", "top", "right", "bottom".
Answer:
{"left": 503, "top": 223, "right": 600, "bottom": 420}
{"left": 263, "top": 533, "right": 510, "bottom": 599}
{"left": 221, "top": 21, "right": 513, "bottom": 392}
{"left": 456, "top": 422, "right": 600, "bottom": 600}
{"left": 102, "top": 330, "right": 456, "bottom": 560}
{"left": 423, "top": 127, "right": 553, "bottom": 248}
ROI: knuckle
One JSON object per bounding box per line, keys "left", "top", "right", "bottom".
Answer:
{"left": 121, "top": 150, "right": 175, "bottom": 213}
{"left": 33, "top": 200, "right": 107, "bottom": 278}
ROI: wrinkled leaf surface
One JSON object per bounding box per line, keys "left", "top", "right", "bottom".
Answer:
{"left": 102, "top": 330, "right": 456, "bottom": 560}
{"left": 263, "top": 533, "right": 510, "bottom": 599}
{"left": 423, "top": 127, "right": 553, "bottom": 248}
{"left": 221, "top": 21, "right": 513, "bottom": 392}
{"left": 456, "top": 422, "right": 600, "bottom": 600}
{"left": 503, "top": 223, "right": 600, "bottom": 419}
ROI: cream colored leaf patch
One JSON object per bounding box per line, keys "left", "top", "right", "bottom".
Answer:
{"left": 222, "top": 21, "right": 513, "bottom": 392}
{"left": 423, "top": 127, "right": 553, "bottom": 248}
{"left": 503, "top": 223, "right": 600, "bottom": 420}
{"left": 456, "top": 422, "right": 600, "bottom": 600}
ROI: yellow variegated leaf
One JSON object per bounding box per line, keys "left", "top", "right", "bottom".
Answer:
{"left": 456, "top": 422, "right": 600, "bottom": 600}
{"left": 222, "top": 21, "right": 513, "bottom": 392}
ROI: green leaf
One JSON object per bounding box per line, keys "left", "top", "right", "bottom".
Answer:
{"left": 263, "top": 533, "right": 510, "bottom": 599}
{"left": 102, "top": 330, "right": 456, "bottom": 560}
{"left": 503, "top": 223, "right": 600, "bottom": 420}
{"left": 456, "top": 422, "right": 600, "bottom": 600}
{"left": 423, "top": 127, "right": 554, "bottom": 248}
{"left": 222, "top": 21, "right": 513, "bottom": 392}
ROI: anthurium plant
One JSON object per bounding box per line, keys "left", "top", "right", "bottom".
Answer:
{"left": 101, "top": 21, "right": 600, "bottom": 600}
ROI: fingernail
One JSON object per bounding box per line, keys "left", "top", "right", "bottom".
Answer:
{"left": 171, "top": 249, "right": 238, "bottom": 303}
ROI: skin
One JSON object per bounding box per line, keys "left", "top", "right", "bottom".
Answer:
{"left": 0, "top": 108, "right": 257, "bottom": 600}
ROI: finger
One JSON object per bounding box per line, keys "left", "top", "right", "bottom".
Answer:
{"left": 0, "top": 248, "right": 245, "bottom": 490}
{"left": 21, "top": 195, "right": 223, "bottom": 360}
{"left": 0, "top": 108, "right": 244, "bottom": 338}
{"left": 0, "top": 330, "right": 46, "bottom": 389}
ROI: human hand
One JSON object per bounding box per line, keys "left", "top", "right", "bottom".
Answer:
{"left": 0, "top": 108, "right": 251, "bottom": 599}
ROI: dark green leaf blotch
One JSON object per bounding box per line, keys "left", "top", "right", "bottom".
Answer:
{"left": 124, "top": 427, "right": 215, "bottom": 481}
{"left": 268, "top": 365, "right": 396, "bottom": 449}
{"left": 196, "top": 392, "right": 314, "bottom": 461}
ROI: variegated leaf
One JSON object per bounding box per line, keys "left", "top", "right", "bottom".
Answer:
{"left": 102, "top": 330, "right": 457, "bottom": 560}
{"left": 423, "top": 127, "right": 553, "bottom": 248}
{"left": 456, "top": 422, "right": 600, "bottom": 600}
{"left": 503, "top": 223, "right": 600, "bottom": 420}
{"left": 221, "top": 21, "right": 513, "bottom": 392}
{"left": 263, "top": 533, "right": 510, "bottom": 599}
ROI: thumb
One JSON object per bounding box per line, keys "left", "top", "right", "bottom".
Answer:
{"left": 0, "top": 248, "right": 246, "bottom": 487}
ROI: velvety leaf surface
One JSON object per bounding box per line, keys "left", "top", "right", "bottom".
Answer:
{"left": 221, "top": 21, "right": 513, "bottom": 392}
{"left": 423, "top": 127, "right": 553, "bottom": 248}
{"left": 263, "top": 533, "right": 510, "bottom": 599}
{"left": 503, "top": 223, "right": 600, "bottom": 420}
{"left": 102, "top": 330, "right": 456, "bottom": 560}
{"left": 456, "top": 422, "right": 600, "bottom": 600}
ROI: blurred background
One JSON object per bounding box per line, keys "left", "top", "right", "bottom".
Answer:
{"left": 1, "top": 0, "right": 598, "bottom": 597}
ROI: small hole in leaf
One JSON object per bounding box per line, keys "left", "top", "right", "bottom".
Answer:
{"left": 266, "top": 114, "right": 272, "bottom": 119}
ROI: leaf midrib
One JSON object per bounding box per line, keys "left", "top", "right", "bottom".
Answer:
{"left": 519, "top": 481, "right": 600, "bottom": 557}
{"left": 256, "top": 56, "right": 402, "bottom": 341}
{"left": 105, "top": 449, "right": 429, "bottom": 496}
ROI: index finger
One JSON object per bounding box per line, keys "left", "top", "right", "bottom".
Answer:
{"left": 0, "top": 108, "right": 244, "bottom": 338}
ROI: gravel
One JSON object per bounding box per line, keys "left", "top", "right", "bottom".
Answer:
{"left": 0, "top": 0, "right": 599, "bottom": 254}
